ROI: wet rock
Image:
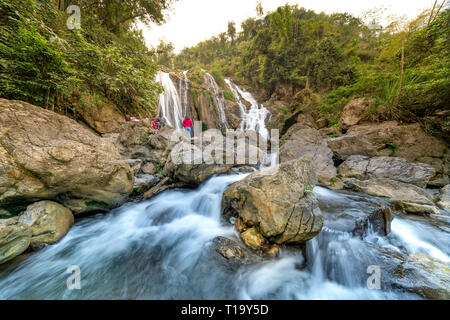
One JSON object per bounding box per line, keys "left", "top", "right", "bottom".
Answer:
{"left": 261, "top": 244, "right": 280, "bottom": 258}
{"left": 394, "top": 253, "right": 450, "bottom": 300}
{"left": 0, "top": 217, "right": 31, "bottom": 265}
{"left": 315, "top": 187, "right": 393, "bottom": 236}
{"left": 0, "top": 99, "right": 134, "bottom": 213}
{"left": 437, "top": 185, "right": 450, "bottom": 212}
{"left": 231, "top": 166, "right": 256, "bottom": 174}
{"left": 391, "top": 200, "right": 441, "bottom": 216}
{"left": 329, "top": 121, "right": 449, "bottom": 187}
{"left": 353, "top": 243, "right": 450, "bottom": 300}
{"left": 241, "top": 228, "right": 266, "bottom": 249}
{"left": 213, "top": 236, "right": 245, "bottom": 260}
{"left": 223, "top": 159, "right": 323, "bottom": 247}
{"left": 342, "top": 178, "right": 440, "bottom": 215}
{"left": 338, "top": 155, "right": 436, "bottom": 188}
{"left": 353, "top": 205, "right": 393, "bottom": 237}
{"left": 18, "top": 201, "right": 74, "bottom": 249}
{"left": 133, "top": 174, "right": 160, "bottom": 194}
{"left": 235, "top": 217, "right": 248, "bottom": 233}
{"left": 143, "top": 177, "right": 172, "bottom": 200}
{"left": 280, "top": 124, "right": 338, "bottom": 187}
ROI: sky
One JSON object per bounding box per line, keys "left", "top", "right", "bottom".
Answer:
{"left": 140, "top": 0, "right": 439, "bottom": 53}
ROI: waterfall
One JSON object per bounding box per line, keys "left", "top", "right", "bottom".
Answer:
{"left": 204, "top": 73, "right": 229, "bottom": 129}
{"left": 225, "top": 79, "right": 270, "bottom": 140}
{"left": 155, "top": 71, "right": 185, "bottom": 130}
{"left": 182, "top": 70, "right": 189, "bottom": 116}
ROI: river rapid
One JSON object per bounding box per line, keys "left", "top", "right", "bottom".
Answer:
{"left": 0, "top": 173, "right": 448, "bottom": 299}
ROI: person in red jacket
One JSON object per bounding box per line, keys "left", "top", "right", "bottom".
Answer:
{"left": 182, "top": 116, "right": 193, "bottom": 138}
{"left": 152, "top": 117, "right": 160, "bottom": 130}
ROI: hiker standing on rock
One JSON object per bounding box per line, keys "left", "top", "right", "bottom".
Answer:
{"left": 152, "top": 117, "right": 161, "bottom": 130}
{"left": 182, "top": 116, "right": 193, "bottom": 138}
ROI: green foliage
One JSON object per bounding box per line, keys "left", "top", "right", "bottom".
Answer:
{"left": 0, "top": 26, "right": 71, "bottom": 106}
{"left": 70, "top": 0, "right": 176, "bottom": 32}
{"left": 188, "top": 67, "right": 206, "bottom": 86}
{"left": 210, "top": 68, "right": 226, "bottom": 88}
{"left": 319, "top": 10, "right": 450, "bottom": 127}
{"left": 303, "top": 184, "right": 315, "bottom": 193}
{"left": 154, "top": 39, "right": 175, "bottom": 68}
{"left": 85, "top": 200, "right": 109, "bottom": 208}
{"left": 385, "top": 141, "right": 399, "bottom": 157}
{"left": 223, "top": 90, "right": 235, "bottom": 102}
{"left": 174, "top": 4, "right": 448, "bottom": 139}
{"left": 0, "top": 0, "right": 172, "bottom": 117}
{"left": 279, "top": 134, "right": 290, "bottom": 147}
{"left": 154, "top": 164, "right": 164, "bottom": 175}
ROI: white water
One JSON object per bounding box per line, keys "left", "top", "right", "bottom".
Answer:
{"left": 155, "top": 71, "right": 185, "bottom": 130}
{"left": 1, "top": 175, "right": 447, "bottom": 300}
{"left": 0, "top": 179, "right": 447, "bottom": 299}
{"left": 178, "top": 70, "right": 190, "bottom": 119}
{"left": 390, "top": 218, "right": 450, "bottom": 263}
{"left": 225, "top": 79, "right": 270, "bottom": 140}
{"left": 204, "top": 73, "right": 229, "bottom": 129}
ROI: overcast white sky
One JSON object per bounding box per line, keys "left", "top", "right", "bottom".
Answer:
{"left": 140, "top": 0, "right": 438, "bottom": 53}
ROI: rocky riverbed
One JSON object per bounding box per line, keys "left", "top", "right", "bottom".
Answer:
{"left": 0, "top": 97, "right": 449, "bottom": 300}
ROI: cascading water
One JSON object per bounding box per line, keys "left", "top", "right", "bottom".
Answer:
{"left": 155, "top": 71, "right": 185, "bottom": 130}
{"left": 0, "top": 173, "right": 447, "bottom": 299}
{"left": 182, "top": 70, "right": 190, "bottom": 116}
{"left": 225, "top": 79, "right": 270, "bottom": 140}
{"left": 204, "top": 73, "right": 229, "bottom": 130}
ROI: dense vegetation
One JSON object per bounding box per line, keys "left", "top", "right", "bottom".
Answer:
{"left": 170, "top": 3, "right": 449, "bottom": 133}
{"left": 0, "top": 0, "right": 176, "bottom": 117}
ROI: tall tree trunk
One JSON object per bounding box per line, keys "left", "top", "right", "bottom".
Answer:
{"left": 427, "top": 0, "right": 438, "bottom": 26}
{"left": 430, "top": 1, "right": 446, "bottom": 25}
{"left": 55, "top": 0, "right": 66, "bottom": 11}
{"left": 394, "top": 40, "right": 405, "bottom": 109}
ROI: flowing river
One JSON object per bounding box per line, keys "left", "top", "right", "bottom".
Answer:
{"left": 0, "top": 174, "right": 448, "bottom": 299}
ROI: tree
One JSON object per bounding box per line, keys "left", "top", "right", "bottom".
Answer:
{"left": 256, "top": 1, "right": 264, "bottom": 17}
{"left": 70, "top": 0, "right": 177, "bottom": 32}
{"left": 155, "top": 40, "right": 175, "bottom": 67}
{"left": 227, "top": 21, "right": 236, "bottom": 43}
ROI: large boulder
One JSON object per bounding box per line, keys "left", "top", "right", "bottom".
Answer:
{"left": 78, "top": 103, "right": 123, "bottom": 134}
{"left": 338, "top": 98, "right": 371, "bottom": 130}
{"left": 222, "top": 159, "right": 323, "bottom": 247}
{"left": 113, "top": 119, "right": 154, "bottom": 158}
{"left": 338, "top": 155, "right": 436, "bottom": 188}
{"left": 394, "top": 253, "right": 450, "bottom": 300}
{"left": 329, "top": 121, "right": 449, "bottom": 187}
{"left": 0, "top": 217, "right": 31, "bottom": 265}
{"left": 342, "top": 178, "right": 440, "bottom": 215}
{"left": 280, "top": 124, "right": 339, "bottom": 188}
{"left": 164, "top": 129, "right": 261, "bottom": 186}
{"left": 437, "top": 185, "right": 450, "bottom": 212}
{"left": 18, "top": 201, "right": 74, "bottom": 249}
{"left": 0, "top": 99, "right": 134, "bottom": 213}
